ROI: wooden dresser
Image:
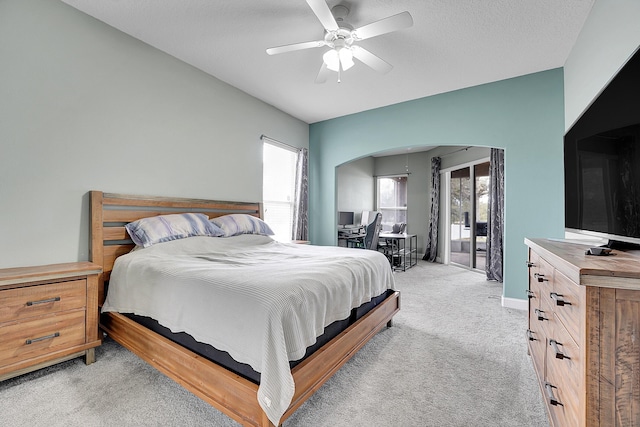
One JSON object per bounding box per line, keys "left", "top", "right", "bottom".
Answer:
{"left": 525, "top": 238, "right": 640, "bottom": 427}
{"left": 0, "top": 262, "right": 102, "bottom": 381}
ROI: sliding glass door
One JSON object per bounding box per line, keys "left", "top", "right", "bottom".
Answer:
{"left": 449, "top": 167, "right": 472, "bottom": 266}
{"left": 448, "top": 161, "right": 490, "bottom": 271}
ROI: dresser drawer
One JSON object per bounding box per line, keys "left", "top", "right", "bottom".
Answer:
{"left": 551, "top": 270, "right": 582, "bottom": 345}
{"left": 527, "top": 322, "right": 546, "bottom": 379}
{"left": 529, "top": 251, "right": 553, "bottom": 283}
{"left": 545, "top": 317, "right": 580, "bottom": 425}
{"left": 528, "top": 249, "right": 541, "bottom": 273}
{"left": 0, "top": 279, "right": 86, "bottom": 324}
{"left": 528, "top": 301, "right": 554, "bottom": 381}
{"left": 546, "top": 383, "right": 579, "bottom": 427}
{"left": 0, "top": 310, "right": 86, "bottom": 367}
{"left": 528, "top": 268, "right": 546, "bottom": 310}
{"left": 530, "top": 258, "right": 553, "bottom": 313}
{"left": 535, "top": 256, "right": 554, "bottom": 288}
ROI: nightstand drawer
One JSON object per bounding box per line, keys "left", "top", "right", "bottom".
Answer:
{"left": 0, "top": 279, "right": 86, "bottom": 324}
{"left": 0, "top": 310, "right": 86, "bottom": 367}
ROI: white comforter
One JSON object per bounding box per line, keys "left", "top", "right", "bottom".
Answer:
{"left": 102, "top": 235, "right": 395, "bottom": 425}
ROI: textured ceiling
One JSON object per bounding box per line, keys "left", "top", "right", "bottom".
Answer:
{"left": 61, "top": 0, "right": 594, "bottom": 124}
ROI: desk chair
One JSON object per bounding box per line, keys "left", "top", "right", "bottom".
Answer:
{"left": 347, "top": 213, "right": 382, "bottom": 250}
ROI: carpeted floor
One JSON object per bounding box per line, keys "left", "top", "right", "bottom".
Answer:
{"left": 0, "top": 261, "right": 548, "bottom": 426}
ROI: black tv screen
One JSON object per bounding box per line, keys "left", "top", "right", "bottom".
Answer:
{"left": 338, "top": 211, "right": 354, "bottom": 226}
{"left": 565, "top": 125, "right": 640, "bottom": 243}
{"left": 564, "top": 47, "right": 640, "bottom": 245}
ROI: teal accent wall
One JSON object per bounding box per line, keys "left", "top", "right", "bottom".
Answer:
{"left": 309, "top": 69, "right": 565, "bottom": 300}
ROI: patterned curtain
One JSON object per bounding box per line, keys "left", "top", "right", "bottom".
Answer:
{"left": 292, "top": 147, "right": 309, "bottom": 241}
{"left": 486, "top": 148, "right": 505, "bottom": 282}
{"left": 423, "top": 157, "right": 441, "bottom": 262}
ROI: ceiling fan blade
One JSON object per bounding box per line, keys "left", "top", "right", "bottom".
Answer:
{"left": 352, "top": 11, "right": 413, "bottom": 40}
{"left": 266, "top": 40, "right": 325, "bottom": 55}
{"left": 351, "top": 46, "right": 393, "bottom": 74}
{"left": 306, "top": 0, "right": 339, "bottom": 31}
{"left": 315, "top": 63, "right": 330, "bottom": 84}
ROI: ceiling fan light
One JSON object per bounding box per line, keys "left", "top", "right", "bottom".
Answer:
{"left": 323, "top": 49, "right": 340, "bottom": 72}
{"left": 339, "top": 48, "right": 354, "bottom": 70}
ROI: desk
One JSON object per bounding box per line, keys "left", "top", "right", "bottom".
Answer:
{"left": 378, "top": 233, "right": 418, "bottom": 271}
{"left": 337, "top": 226, "right": 365, "bottom": 247}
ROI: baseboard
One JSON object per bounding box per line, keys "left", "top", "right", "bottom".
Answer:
{"left": 502, "top": 296, "right": 527, "bottom": 311}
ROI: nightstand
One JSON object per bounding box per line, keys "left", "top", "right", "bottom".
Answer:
{"left": 0, "top": 262, "right": 102, "bottom": 381}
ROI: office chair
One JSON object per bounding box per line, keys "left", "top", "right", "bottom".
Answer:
{"left": 347, "top": 213, "right": 382, "bottom": 250}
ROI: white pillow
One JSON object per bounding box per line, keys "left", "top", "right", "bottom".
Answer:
{"left": 210, "top": 214, "right": 274, "bottom": 237}
{"left": 125, "top": 213, "right": 224, "bottom": 247}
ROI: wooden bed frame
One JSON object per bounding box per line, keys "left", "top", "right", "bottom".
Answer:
{"left": 90, "top": 191, "right": 400, "bottom": 427}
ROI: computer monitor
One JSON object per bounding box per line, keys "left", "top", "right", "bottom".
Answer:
{"left": 338, "top": 211, "right": 354, "bottom": 228}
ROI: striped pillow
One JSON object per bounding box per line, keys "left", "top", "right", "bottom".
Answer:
{"left": 125, "top": 213, "right": 224, "bottom": 247}
{"left": 210, "top": 214, "right": 274, "bottom": 237}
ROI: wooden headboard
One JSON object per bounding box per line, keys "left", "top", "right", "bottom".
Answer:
{"left": 90, "top": 191, "right": 263, "bottom": 304}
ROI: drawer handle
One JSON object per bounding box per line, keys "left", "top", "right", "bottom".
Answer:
{"left": 526, "top": 329, "right": 536, "bottom": 341}
{"left": 550, "top": 339, "right": 570, "bottom": 360}
{"left": 550, "top": 292, "right": 571, "bottom": 306}
{"left": 534, "top": 308, "right": 548, "bottom": 321}
{"left": 26, "top": 296, "right": 61, "bottom": 306}
{"left": 544, "top": 382, "right": 563, "bottom": 406}
{"left": 534, "top": 273, "right": 548, "bottom": 283}
{"left": 526, "top": 261, "right": 535, "bottom": 268}
{"left": 25, "top": 332, "right": 60, "bottom": 345}
{"left": 526, "top": 290, "right": 535, "bottom": 299}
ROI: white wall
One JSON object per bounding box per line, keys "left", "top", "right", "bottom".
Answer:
{"left": 564, "top": 0, "right": 640, "bottom": 130}
{"left": 336, "top": 157, "right": 375, "bottom": 225}
{"left": 374, "top": 151, "right": 429, "bottom": 253}
{"left": 0, "top": 0, "right": 308, "bottom": 268}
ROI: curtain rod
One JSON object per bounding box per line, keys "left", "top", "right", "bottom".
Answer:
{"left": 439, "top": 146, "right": 473, "bottom": 158}
{"left": 260, "top": 134, "right": 298, "bottom": 151}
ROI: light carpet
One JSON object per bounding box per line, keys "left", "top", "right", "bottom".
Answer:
{"left": 0, "top": 261, "right": 548, "bottom": 426}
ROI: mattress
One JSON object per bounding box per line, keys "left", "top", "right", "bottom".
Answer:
{"left": 102, "top": 234, "right": 395, "bottom": 425}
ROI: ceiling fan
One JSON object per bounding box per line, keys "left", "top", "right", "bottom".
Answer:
{"left": 266, "top": 0, "right": 413, "bottom": 83}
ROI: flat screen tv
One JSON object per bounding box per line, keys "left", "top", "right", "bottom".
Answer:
{"left": 564, "top": 47, "right": 640, "bottom": 247}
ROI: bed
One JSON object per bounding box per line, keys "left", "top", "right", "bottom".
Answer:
{"left": 90, "top": 191, "right": 400, "bottom": 426}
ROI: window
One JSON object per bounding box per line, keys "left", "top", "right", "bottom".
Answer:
{"left": 263, "top": 142, "right": 297, "bottom": 239}
{"left": 376, "top": 175, "right": 408, "bottom": 231}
